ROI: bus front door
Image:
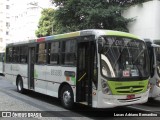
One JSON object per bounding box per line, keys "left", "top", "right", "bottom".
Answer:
{"left": 28, "top": 47, "right": 35, "bottom": 90}
{"left": 76, "top": 41, "right": 95, "bottom": 106}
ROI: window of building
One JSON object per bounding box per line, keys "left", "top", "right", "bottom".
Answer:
{"left": 6, "top": 22, "right": 10, "bottom": 27}
{"left": 6, "top": 31, "right": 9, "bottom": 35}
{"left": 37, "top": 43, "right": 46, "bottom": 64}
{"left": 6, "top": 5, "right": 9, "bottom": 9}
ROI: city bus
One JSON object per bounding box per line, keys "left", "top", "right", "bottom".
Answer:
{"left": 123, "top": 0, "right": 160, "bottom": 99}
{"left": 5, "top": 29, "right": 150, "bottom": 109}
{"left": 145, "top": 39, "right": 160, "bottom": 98}
{"left": 0, "top": 52, "right": 4, "bottom": 76}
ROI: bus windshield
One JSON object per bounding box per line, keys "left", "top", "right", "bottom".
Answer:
{"left": 99, "top": 36, "right": 149, "bottom": 79}
{"left": 155, "top": 47, "right": 160, "bottom": 76}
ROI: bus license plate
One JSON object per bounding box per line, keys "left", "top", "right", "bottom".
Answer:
{"left": 127, "top": 95, "right": 135, "bottom": 99}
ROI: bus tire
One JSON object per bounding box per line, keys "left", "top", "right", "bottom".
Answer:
{"left": 17, "top": 77, "right": 24, "bottom": 93}
{"left": 60, "top": 85, "right": 74, "bottom": 109}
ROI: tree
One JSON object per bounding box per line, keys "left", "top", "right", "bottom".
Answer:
{"left": 51, "top": 0, "right": 149, "bottom": 34}
{"left": 35, "top": 8, "right": 55, "bottom": 37}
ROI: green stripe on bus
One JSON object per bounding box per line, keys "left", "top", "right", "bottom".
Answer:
{"left": 107, "top": 79, "right": 148, "bottom": 95}
{"left": 71, "top": 77, "right": 76, "bottom": 85}
{"left": 106, "top": 30, "right": 139, "bottom": 39}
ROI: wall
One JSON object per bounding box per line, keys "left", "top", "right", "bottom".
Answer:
{"left": 123, "top": 0, "right": 160, "bottom": 40}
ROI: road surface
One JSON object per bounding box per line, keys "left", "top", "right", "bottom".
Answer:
{"left": 0, "top": 76, "right": 160, "bottom": 120}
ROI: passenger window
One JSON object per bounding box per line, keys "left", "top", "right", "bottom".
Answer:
{"left": 37, "top": 43, "right": 46, "bottom": 64}
{"left": 61, "top": 40, "right": 76, "bottom": 65}
{"left": 49, "top": 42, "right": 60, "bottom": 64}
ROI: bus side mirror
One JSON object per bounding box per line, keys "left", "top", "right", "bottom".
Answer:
{"left": 98, "top": 39, "right": 104, "bottom": 53}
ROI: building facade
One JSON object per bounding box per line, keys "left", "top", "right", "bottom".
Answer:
{"left": 0, "top": 0, "right": 10, "bottom": 52}
{"left": 0, "top": 0, "right": 53, "bottom": 52}
{"left": 10, "top": 0, "right": 53, "bottom": 43}
{"left": 123, "top": 0, "right": 160, "bottom": 40}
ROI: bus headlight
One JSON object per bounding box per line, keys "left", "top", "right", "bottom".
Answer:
{"left": 101, "top": 79, "right": 112, "bottom": 94}
{"left": 147, "top": 82, "right": 151, "bottom": 90}
{"left": 156, "top": 80, "right": 160, "bottom": 87}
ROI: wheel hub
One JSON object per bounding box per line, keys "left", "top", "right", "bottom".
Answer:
{"left": 63, "top": 91, "right": 71, "bottom": 105}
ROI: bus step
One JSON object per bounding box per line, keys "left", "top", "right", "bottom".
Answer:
{"left": 29, "top": 88, "right": 34, "bottom": 90}
{"left": 79, "top": 102, "right": 87, "bottom": 105}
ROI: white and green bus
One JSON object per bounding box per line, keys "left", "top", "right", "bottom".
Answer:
{"left": 0, "top": 52, "right": 4, "bottom": 76}
{"left": 5, "top": 29, "right": 150, "bottom": 109}
{"left": 123, "top": 0, "right": 160, "bottom": 99}
{"left": 145, "top": 39, "right": 160, "bottom": 98}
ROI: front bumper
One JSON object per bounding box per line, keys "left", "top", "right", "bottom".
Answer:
{"left": 96, "top": 89, "right": 149, "bottom": 108}
{"left": 149, "top": 85, "right": 160, "bottom": 98}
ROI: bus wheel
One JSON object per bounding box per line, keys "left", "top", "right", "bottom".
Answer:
{"left": 17, "top": 77, "right": 24, "bottom": 93}
{"left": 60, "top": 85, "right": 74, "bottom": 109}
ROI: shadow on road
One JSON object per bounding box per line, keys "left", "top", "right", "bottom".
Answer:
{"left": 18, "top": 90, "right": 149, "bottom": 119}
{"left": 1, "top": 77, "right": 157, "bottom": 119}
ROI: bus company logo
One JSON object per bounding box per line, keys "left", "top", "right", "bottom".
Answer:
{"left": 2, "top": 112, "right": 11, "bottom": 117}
{"left": 129, "top": 87, "right": 133, "bottom": 93}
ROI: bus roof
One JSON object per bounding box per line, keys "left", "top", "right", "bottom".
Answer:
{"left": 7, "top": 29, "right": 140, "bottom": 46}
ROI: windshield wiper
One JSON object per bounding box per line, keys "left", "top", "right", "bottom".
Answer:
{"left": 133, "top": 49, "right": 145, "bottom": 64}
{"left": 113, "top": 46, "right": 125, "bottom": 69}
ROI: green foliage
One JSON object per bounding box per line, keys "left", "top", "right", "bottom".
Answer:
{"left": 51, "top": 0, "right": 149, "bottom": 34}
{"left": 35, "top": 8, "right": 55, "bottom": 37}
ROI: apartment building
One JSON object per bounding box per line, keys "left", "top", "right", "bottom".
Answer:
{"left": 10, "top": 0, "right": 53, "bottom": 42}
{"left": 0, "top": 0, "right": 53, "bottom": 51}
{"left": 0, "top": 0, "right": 10, "bottom": 52}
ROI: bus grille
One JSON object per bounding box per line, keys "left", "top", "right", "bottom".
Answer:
{"left": 115, "top": 86, "right": 144, "bottom": 94}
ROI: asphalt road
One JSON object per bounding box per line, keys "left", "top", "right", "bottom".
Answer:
{"left": 0, "top": 76, "right": 160, "bottom": 120}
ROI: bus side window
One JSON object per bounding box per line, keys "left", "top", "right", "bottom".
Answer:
{"left": 20, "top": 46, "right": 28, "bottom": 63}
{"left": 37, "top": 43, "right": 46, "bottom": 64}
{"left": 0, "top": 53, "right": 2, "bottom": 62}
{"left": 49, "top": 42, "right": 60, "bottom": 64}
{"left": 13, "top": 47, "right": 20, "bottom": 63}
{"left": 61, "top": 40, "right": 76, "bottom": 66}
{"left": 6, "top": 48, "right": 9, "bottom": 62}
{"left": 6, "top": 47, "right": 13, "bottom": 63}
{"left": 93, "top": 51, "right": 98, "bottom": 89}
